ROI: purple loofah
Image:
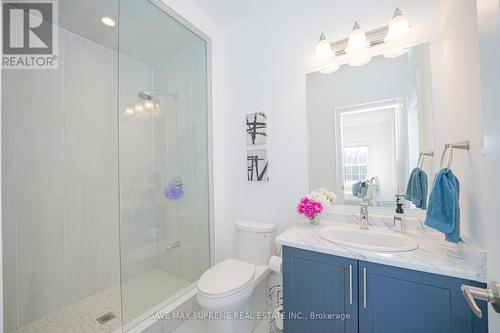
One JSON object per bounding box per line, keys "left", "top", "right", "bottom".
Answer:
{"left": 164, "top": 182, "right": 183, "bottom": 200}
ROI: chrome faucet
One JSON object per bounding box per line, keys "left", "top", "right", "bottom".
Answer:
{"left": 359, "top": 197, "right": 370, "bottom": 230}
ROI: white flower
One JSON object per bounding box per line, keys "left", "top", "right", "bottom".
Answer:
{"left": 307, "top": 187, "right": 336, "bottom": 207}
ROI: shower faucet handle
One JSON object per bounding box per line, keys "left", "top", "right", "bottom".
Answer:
{"left": 166, "top": 241, "right": 182, "bottom": 250}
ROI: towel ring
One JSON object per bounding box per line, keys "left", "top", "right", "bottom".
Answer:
{"left": 417, "top": 154, "right": 424, "bottom": 169}
{"left": 417, "top": 150, "right": 434, "bottom": 169}
{"left": 439, "top": 141, "right": 469, "bottom": 172}
{"left": 439, "top": 145, "right": 454, "bottom": 172}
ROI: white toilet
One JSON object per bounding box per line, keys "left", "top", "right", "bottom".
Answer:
{"left": 197, "top": 220, "right": 276, "bottom": 333}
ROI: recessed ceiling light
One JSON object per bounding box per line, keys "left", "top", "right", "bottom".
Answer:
{"left": 101, "top": 17, "right": 116, "bottom": 27}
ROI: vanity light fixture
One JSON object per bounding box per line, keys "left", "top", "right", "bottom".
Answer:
{"left": 315, "top": 33, "right": 334, "bottom": 61}
{"left": 383, "top": 7, "right": 412, "bottom": 58}
{"left": 345, "top": 22, "right": 370, "bottom": 55}
{"left": 316, "top": 33, "right": 340, "bottom": 73}
{"left": 384, "top": 8, "right": 413, "bottom": 44}
{"left": 345, "top": 22, "right": 372, "bottom": 66}
{"left": 101, "top": 16, "right": 116, "bottom": 27}
{"left": 314, "top": 7, "right": 413, "bottom": 73}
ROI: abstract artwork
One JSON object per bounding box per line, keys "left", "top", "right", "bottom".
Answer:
{"left": 246, "top": 112, "right": 267, "bottom": 145}
{"left": 247, "top": 149, "right": 269, "bottom": 182}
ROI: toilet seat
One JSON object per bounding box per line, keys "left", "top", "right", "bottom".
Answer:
{"left": 198, "top": 259, "right": 255, "bottom": 299}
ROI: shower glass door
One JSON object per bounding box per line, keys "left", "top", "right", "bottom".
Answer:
{"left": 118, "top": 0, "right": 210, "bottom": 328}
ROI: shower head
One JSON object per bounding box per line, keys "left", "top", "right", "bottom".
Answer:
{"left": 138, "top": 88, "right": 178, "bottom": 100}
{"left": 138, "top": 90, "right": 153, "bottom": 100}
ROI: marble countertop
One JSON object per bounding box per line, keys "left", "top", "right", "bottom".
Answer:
{"left": 276, "top": 217, "right": 487, "bottom": 282}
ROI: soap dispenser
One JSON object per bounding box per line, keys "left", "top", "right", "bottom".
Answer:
{"left": 394, "top": 194, "right": 406, "bottom": 233}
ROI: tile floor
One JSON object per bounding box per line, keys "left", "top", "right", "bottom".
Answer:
{"left": 11, "top": 269, "right": 191, "bottom": 333}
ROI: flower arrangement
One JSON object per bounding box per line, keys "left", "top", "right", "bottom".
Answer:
{"left": 297, "top": 188, "right": 336, "bottom": 225}
{"left": 297, "top": 197, "right": 323, "bottom": 224}
{"left": 308, "top": 187, "right": 336, "bottom": 207}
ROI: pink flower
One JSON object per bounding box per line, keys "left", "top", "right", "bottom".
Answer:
{"left": 297, "top": 197, "right": 323, "bottom": 220}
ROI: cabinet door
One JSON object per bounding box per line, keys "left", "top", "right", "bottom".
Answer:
{"left": 358, "top": 261, "right": 488, "bottom": 333}
{"left": 283, "top": 246, "right": 358, "bottom": 333}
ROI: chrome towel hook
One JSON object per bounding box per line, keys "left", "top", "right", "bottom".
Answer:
{"left": 439, "top": 141, "right": 470, "bottom": 172}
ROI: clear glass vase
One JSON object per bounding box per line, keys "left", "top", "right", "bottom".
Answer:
{"left": 308, "top": 215, "right": 321, "bottom": 225}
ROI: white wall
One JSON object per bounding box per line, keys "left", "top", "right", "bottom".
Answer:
{"left": 477, "top": 0, "right": 500, "bottom": 329}
{"left": 438, "top": 0, "right": 500, "bottom": 326}
{"left": 218, "top": 0, "right": 440, "bottom": 258}
{"left": 437, "top": 0, "right": 486, "bottom": 245}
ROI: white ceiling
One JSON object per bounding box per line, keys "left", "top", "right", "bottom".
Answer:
{"left": 58, "top": 0, "right": 204, "bottom": 65}
{"left": 188, "top": 0, "right": 270, "bottom": 26}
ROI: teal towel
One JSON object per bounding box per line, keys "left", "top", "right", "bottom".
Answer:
{"left": 352, "top": 180, "right": 368, "bottom": 198}
{"left": 352, "top": 181, "right": 362, "bottom": 197}
{"left": 405, "top": 167, "right": 428, "bottom": 209}
{"left": 425, "top": 169, "right": 460, "bottom": 243}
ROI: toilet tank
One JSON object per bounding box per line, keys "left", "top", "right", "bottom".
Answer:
{"left": 236, "top": 220, "right": 276, "bottom": 266}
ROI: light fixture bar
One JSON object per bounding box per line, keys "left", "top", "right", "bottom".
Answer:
{"left": 314, "top": 7, "right": 414, "bottom": 73}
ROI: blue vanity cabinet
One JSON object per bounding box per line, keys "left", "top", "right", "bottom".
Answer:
{"left": 358, "top": 261, "right": 488, "bottom": 333}
{"left": 283, "top": 246, "right": 358, "bottom": 333}
{"left": 282, "top": 246, "right": 488, "bottom": 333}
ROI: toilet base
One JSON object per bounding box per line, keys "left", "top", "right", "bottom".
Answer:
{"left": 205, "top": 276, "right": 267, "bottom": 333}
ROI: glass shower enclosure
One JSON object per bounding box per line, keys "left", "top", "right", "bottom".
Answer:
{"left": 1, "top": 0, "right": 211, "bottom": 332}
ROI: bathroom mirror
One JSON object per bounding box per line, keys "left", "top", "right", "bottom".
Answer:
{"left": 307, "top": 43, "right": 434, "bottom": 207}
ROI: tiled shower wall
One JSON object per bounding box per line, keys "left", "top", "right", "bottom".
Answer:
{"left": 1, "top": 27, "right": 154, "bottom": 331}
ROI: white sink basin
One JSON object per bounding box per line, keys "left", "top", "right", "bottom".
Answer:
{"left": 318, "top": 225, "right": 419, "bottom": 252}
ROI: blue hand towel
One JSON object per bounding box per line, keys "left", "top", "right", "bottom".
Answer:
{"left": 425, "top": 169, "right": 460, "bottom": 243}
{"left": 405, "top": 167, "right": 428, "bottom": 209}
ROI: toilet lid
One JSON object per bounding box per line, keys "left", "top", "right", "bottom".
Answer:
{"left": 198, "top": 259, "right": 255, "bottom": 298}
